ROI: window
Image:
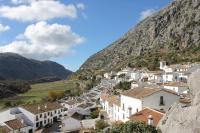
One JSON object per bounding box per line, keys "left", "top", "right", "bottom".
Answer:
{"left": 48, "top": 112, "right": 50, "bottom": 116}
{"left": 160, "top": 96, "right": 164, "bottom": 106}
{"left": 36, "top": 122, "right": 39, "bottom": 128}
{"left": 54, "top": 110, "right": 57, "bottom": 113}
{"left": 44, "top": 120, "right": 46, "bottom": 124}
{"left": 123, "top": 114, "right": 125, "bottom": 119}
{"left": 36, "top": 116, "right": 39, "bottom": 121}
{"left": 136, "top": 108, "right": 138, "bottom": 112}
{"left": 122, "top": 103, "right": 125, "bottom": 110}
{"left": 128, "top": 107, "right": 132, "bottom": 117}
{"left": 40, "top": 114, "right": 42, "bottom": 118}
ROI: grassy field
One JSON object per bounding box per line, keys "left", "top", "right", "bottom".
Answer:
{"left": 0, "top": 79, "right": 77, "bottom": 110}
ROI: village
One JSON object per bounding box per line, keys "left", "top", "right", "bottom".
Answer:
{"left": 0, "top": 60, "right": 198, "bottom": 133}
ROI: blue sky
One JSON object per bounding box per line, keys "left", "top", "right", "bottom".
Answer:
{"left": 0, "top": 0, "right": 172, "bottom": 71}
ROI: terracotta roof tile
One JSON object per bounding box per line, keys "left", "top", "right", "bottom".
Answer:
{"left": 122, "top": 88, "right": 179, "bottom": 99}
{"left": 20, "top": 102, "right": 63, "bottom": 114}
{"left": 108, "top": 96, "right": 120, "bottom": 106}
{"left": 129, "top": 108, "right": 164, "bottom": 127}
{"left": 163, "top": 82, "right": 188, "bottom": 87}
{"left": 121, "top": 88, "right": 161, "bottom": 99}
{"left": 5, "top": 119, "right": 27, "bottom": 130}
{"left": 0, "top": 126, "right": 11, "bottom": 133}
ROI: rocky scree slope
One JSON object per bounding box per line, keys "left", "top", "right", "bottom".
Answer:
{"left": 79, "top": 0, "right": 200, "bottom": 76}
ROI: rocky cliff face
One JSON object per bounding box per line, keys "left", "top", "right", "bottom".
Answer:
{"left": 0, "top": 52, "right": 72, "bottom": 80}
{"left": 158, "top": 70, "right": 200, "bottom": 133}
{"left": 80, "top": 0, "right": 200, "bottom": 74}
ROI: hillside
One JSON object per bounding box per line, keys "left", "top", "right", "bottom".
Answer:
{"left": 79, "top": 0, "right": 200, "bottom": 76}
{"left": 0, "top": 52, "right": 72, "bottom": 80}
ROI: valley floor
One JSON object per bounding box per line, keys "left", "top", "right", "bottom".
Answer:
{"left": 0, "top": 79, "right": 77, "bottom": 110}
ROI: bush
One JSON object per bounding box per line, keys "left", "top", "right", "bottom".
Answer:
{"left": 90, "top": 110, "right": 99, "bottom": 119}
{"left": 110, "top": 121, "right": 160, "bottom": 133}
{"left": 95, "top": 120, "right": 109, "bottom": 130}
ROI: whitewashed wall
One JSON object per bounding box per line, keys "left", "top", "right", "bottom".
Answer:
{"left": 143, "top": 91, "right": 179, "bottom": 111}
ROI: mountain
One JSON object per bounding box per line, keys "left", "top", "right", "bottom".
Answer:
{"left": 0, "top": 52, "right": 72, "bottom": 81}
{"left": 79, "top": 0, "right": 200, "bottom": 76}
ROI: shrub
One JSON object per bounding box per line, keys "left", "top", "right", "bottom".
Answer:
{"left": 90, "top": 110, "right": 99, "bottom": 119}
{"left": 95, "top": 120, "right": 109, "bottom": 130}
{"left": 110, "top": 121, "right": 160, "bottom": 133}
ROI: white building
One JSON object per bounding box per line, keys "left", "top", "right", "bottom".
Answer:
{"left": 2, "top": 119, "right": 33, "bottom": 133}
{"left": 162, "top": 72, "right": 175, "bottom": 82}
{"left": 163, "top": 82, "right": 189, "bottom": 94}
{"left": 131, "top": 81, "right": 139, "bottom": 89}
{"left": 13, "top": 102, "right": 64, "bottom": 131}
{"left": 100, "top": 87, "right": 179, "bottom": 122}
{"left": 147, "top": 71, "right": 163, "bottom": 83}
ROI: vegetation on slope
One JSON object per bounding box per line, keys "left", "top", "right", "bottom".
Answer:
{"left": 110, "top": 121, "right": 160, "bottom": 133}
{"left": 76, "top": 0, "right": 200, "bottom": 78}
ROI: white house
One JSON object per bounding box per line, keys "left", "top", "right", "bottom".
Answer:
{"left": 3, "top": 119, "right": 33, "bottom": 133}
{"left": 11, "top": 102, "right": 64, "bottom": 131}
{"left": 147, "top": 71, "right": 163, "bottom": 83}
{"left": 131, "top": 81, "right": 139, "bottom": 89}
{"left": 100, "top": 87, "right": 179, "bottom": 122}
{"left": 163, "top": 82, "right": 189, "bottom": 94}
{"left": 162, "top": 72, "right": 175, "bottom": 82}
{"left": 127, "top": 71, "right": 141, "bottom": 81}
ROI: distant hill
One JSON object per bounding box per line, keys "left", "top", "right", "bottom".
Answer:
{"left": 78, "top": 0, "right": 200, "bottom": 77}
{"left": 0, "top": 52, "right": 72, "bottom": 81}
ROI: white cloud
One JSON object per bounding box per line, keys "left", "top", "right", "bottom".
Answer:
{"left": 139, "top": 8, "right": 156, "bottom": 20}
{"left": 76, "top": 3, "right": 85, "bottom": 10}
{"left": 0, "top": 24, "right": 10, "bottom": 33}
{"left": 0, "top": 21, "right": 85, "bottom": 60}
{"left": 11, "top": 0, "right": 35, "bottom": 4}
{"left": 0, "top": 1, "right": 77, "bottom": 22}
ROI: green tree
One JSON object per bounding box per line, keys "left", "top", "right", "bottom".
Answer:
{"left": 114, "top": 81, "right": 131, "bottom": 91}
{"left": 110, "top": 121, "right": 160, "bottom": 133}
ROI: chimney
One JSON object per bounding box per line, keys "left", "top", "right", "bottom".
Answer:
{"left": 21, "top": 119, "right": 24, "bottom": 124}
{"left": 147, "top": 115, "right": 153, "bottom": 126}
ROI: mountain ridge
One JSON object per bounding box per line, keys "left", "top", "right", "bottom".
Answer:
{"left": 0, "top": 52, "right": 72, "bottom": 81}
{"left": 78, "top": 0, "right": 200, "bottom": 77}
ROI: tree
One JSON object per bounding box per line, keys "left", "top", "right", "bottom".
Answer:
{"left": 48, "top": 90, "right": 65, "bottom": 101}
{"left": 114, "top": 81, "right": 131, "bottom": 91}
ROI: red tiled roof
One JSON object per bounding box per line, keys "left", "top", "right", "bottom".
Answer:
{"left": 129, "top": 108, "right": 164, "bottom": 127}
{"left": 163, "top": 82, "right": 188, "bottom": 87}
{"left": 5, "top": 119, "right": 27, "bottom": 130}
{"left": 122, "top": 87, "right": 178, "bottom": 99}
{"left": 0, "top": 126, "right": 11, "bottom": 133}
{"left": 20, "top": 102, "right": 63, "bottom": 114}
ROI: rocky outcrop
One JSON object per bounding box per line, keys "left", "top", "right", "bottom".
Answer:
{"left": 158, "top": 70, "right": 200, "bottom": 133}
{"left": 79, "top": 0, "right": 200, "bottom": 74}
